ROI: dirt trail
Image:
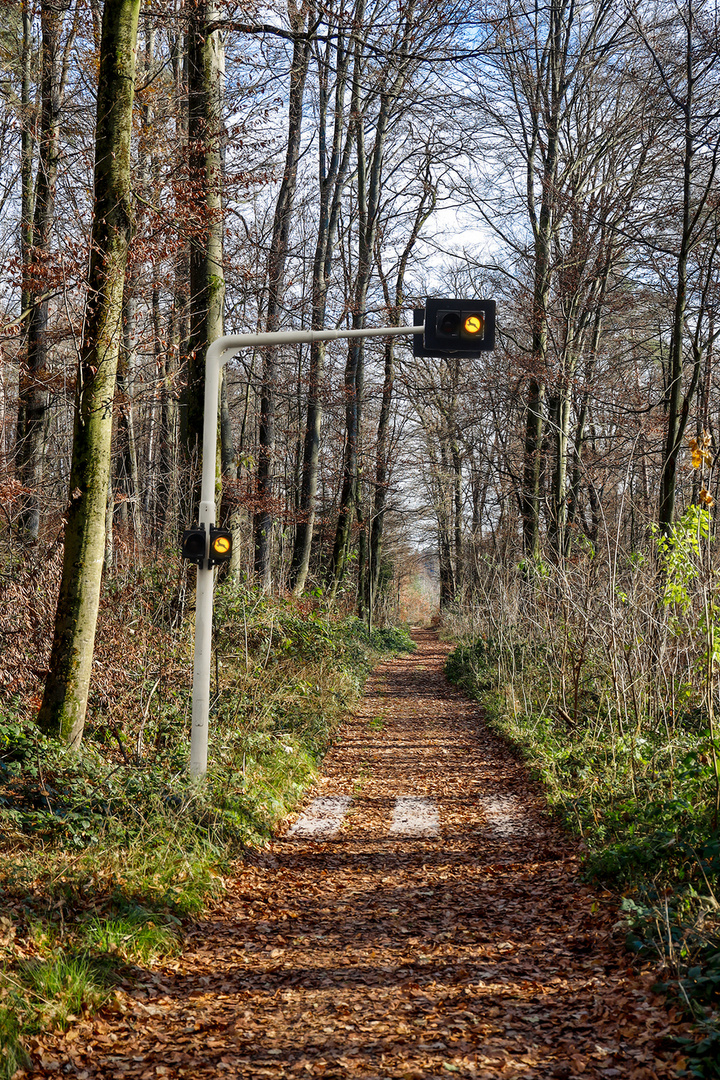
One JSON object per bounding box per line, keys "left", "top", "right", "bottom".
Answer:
{"left": 32, "top": 630, "right": 688, "bottom": 1079}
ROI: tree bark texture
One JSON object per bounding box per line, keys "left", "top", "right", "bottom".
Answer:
{"left": 17, "top": 0, "right": 69, "bottom": 538}
{"left": 183, "top": 0, "right": 225, "bottom": 490}
{"left": 289, "top": 20, "right": 352, "bottom": 594}
{"left": 656, "top": 4, "right": 714, "bottom": 533}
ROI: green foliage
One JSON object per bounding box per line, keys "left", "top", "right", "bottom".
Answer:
{"left": 343, "top": 618, "right": 417, "bottom": 655}
{"left": 81, "top": 907, "right": 181, "bottom": 964}
{"left": 654, "top": 505, "right": 711, "bottom": 613}
{"left": 0, "top": 947, "right": 116, "bottom": 1079}
{"left": 0, "top": 1009, "right": 29, "bottom": 1080}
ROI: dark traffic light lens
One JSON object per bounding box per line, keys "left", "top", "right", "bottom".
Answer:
{"left": 182, "top": 526, "right": 207, "bottom": 564}
{"left": 439, "top": 312, "right": 461, "bottom": 337}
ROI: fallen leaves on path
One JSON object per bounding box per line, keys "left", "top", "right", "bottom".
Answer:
{"left": 23, "top": 630, "right": 689, "bottom": 1079}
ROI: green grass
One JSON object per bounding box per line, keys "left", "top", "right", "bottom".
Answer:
{"left": 80, "top": 907, "right": 182, "bottom": 965}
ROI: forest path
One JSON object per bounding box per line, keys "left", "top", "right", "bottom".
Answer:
{"left": 33, "top": 630, "right": 688, "bottom": 1079}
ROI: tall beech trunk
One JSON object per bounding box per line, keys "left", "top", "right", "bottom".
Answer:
{"left": 517, "top": 0, "right": 563, "bottom": 563}
{"left": 289, "top": 21, "right": 352, "bottom": 594}
{"left": 38, "top": 0, "right": 142, "bottom": 746}
{"left": 19, "top": 2, "right": 34, "bottom": 337}
{"left": 327, "top": 87, "right": 390, "bottom": 598}
{"left": 182, "top": 0, "right": 225, "bottom": 487}
{"left": 17, "top": 0, "right": 68, "bottom": 538}
{"left": 254, "top": 2, "right": 311, "bottom": 588}
{"left": 492, "top": 0, "right": 614, "bottom": 561}
{"left": 656, "top": 5, "right": 713, "bottom": 533}
{"left": 369, "top": 168, "right": 435, "bottom": 608}
{"left": 328, "top": 0, "right": 418, "bottom": 599}
{"left": 160, "top": 310, "right": 180, "bottom": 540}
{"left": 116, "top": 282, "right": 141, "bottom": 539}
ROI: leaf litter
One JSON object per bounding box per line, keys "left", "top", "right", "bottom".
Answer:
{"left": 20, "top": 630, "right": 690, "bottom": 1079}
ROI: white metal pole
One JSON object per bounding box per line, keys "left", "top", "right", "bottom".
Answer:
{"left": 188, "top": 322, "right": 423, "bottom": 778}
{"left": 189, "top": 337, "right": 225, "bottom": 779}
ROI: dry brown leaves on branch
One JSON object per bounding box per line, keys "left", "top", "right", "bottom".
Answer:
{"left": 22, "top": 631, "right": 689, "bottom": 1079}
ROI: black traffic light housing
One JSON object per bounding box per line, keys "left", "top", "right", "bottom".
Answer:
{"left": 182, "top": 525, "right": 206, "bottom": 565}
{"left": 208, "top": 526, "right": 233, "bottom": 567}
{"left": 181, "top": 524, "right": 233, "bottom": 567}
{"left": 414, "top": 298, "right": 495, "bottom": 357}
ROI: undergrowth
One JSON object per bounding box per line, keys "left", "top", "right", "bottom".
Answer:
{"left": 446, "top": 634, "right": 720, "bottom": 1075}
{"left": 444, "top": 510, "right": 720, "bottom": 1077}
{"left": 0, "top": 566, "right": 415, "bottom": 1076}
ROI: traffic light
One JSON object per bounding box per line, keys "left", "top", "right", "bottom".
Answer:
{"left": 182, "top": 526, "right": 206, "bottom": 565}
{"left": 208, "top": 526, "right": 233, "bottom": 567}
{"left": 414, "top": 298, "right": 495, "bottom": 357}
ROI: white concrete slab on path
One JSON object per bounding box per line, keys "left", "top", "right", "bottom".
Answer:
{"left": 389, "top": 796, "right": 440, "bottom": 837}
{"left": 287, "top": 796, "right": 352, "bottom": 839}
{"left": 481, "top": 794, "right": 529, "bottom": 837}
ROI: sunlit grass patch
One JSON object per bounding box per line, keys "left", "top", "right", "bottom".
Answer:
{"left": 80, "top": 907, "right": 181, "bottom": 965}
{"left": 0, "top": 951, "right": 113, "bottom": 1079}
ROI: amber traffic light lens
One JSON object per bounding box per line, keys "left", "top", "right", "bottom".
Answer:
{"left": 212, "top": 536, "right": 231, "bottom": 555}
{"left": 463, "top": 315, "right": 483, "bottom": 335}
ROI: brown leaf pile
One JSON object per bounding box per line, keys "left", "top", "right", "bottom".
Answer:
{"left": 23, "top": 630, "right": 689, "bottom": 1079}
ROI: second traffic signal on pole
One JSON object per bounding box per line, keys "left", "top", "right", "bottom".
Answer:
{"left": 181, "top": 524, "right": 233, "bottom": 568}
{"left": 182, "top": 526, "right": 206, "bottom": 565}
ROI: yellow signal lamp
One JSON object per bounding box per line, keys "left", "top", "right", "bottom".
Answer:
{"left": 208, "top": 526, "right": 233, "bottom": 567}
{"left": 463, "top": 314, "right": 483, "bottom": 336}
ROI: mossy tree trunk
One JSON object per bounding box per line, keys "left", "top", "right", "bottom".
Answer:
{"left": 37, "top": 0, "right": 141, "bottom": 746}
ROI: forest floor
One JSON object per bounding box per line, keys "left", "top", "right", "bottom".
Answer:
{"left": 24, "top": 630, "right": 690, "bottom": 1080}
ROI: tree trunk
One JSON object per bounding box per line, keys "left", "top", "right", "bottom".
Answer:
{"left": 369, "top": 335, "right": 394, "bottom": 603}
{"left": 369, "top": 165, "right": 435, "bottom": 609}
{"left": 182, "top": 0, "right": 225, "bottom": 487}
{"left": 289, "top": 20, "right": 353, "bottom": 594}
{"left": 658, "top": 25, "right": 697, "bottom": 533}
{"left": 159, "top": 309, "right": 180, "bottom": 541}
{"left": 116, "top": 281, "right": 141, "bottom": 540}
{"left": 17, "top": 1, "right": 67, "bottom": 538}
{"left": 19, "top": 1, "right": 34, "bottom": 337}
{"left": 328, "top": 87, "right": 391, "bottom": 598}
{"left": 37, "top": 0, "right": 142, "bottom": 745}
{"left": 254, "top": 3, "right": 311, "bottom": 589}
